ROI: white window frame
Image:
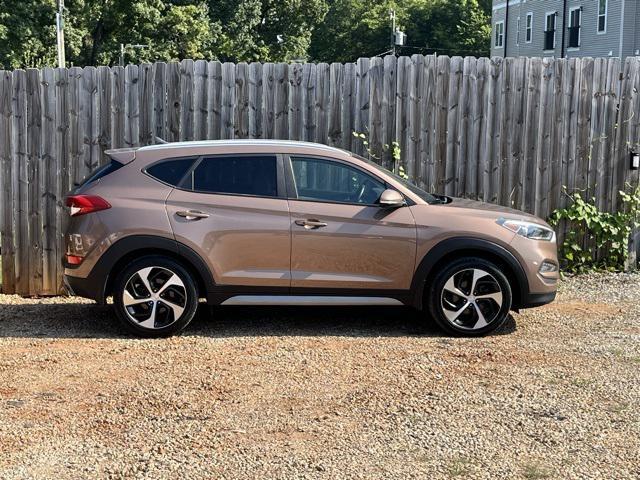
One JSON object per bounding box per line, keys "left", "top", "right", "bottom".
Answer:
{"left": 525, "top": 12, "right": 533, "bottom": 44}
{"left": 568, "top": 6, "right": 582, "bottom": 49}
{"left": 494, "top": 21, "right": 505, "bottom": 48}
{"left": 597, "top": 0, "right": 607, "bottom": 34}
{"left": 544, "top": 12, "right": 557, "bottom": 51}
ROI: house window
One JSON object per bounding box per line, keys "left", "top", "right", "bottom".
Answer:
{"left": 544, "top": 12, "right": 556, "bottom": 50}
{"left": 568, "top": 7, "right": 581, "bottom": 48}
{"left": 494, "top": 21, "right": 504, "bottom": 48}
{"left": 526, "top": 13, "right": 533, "bottom": 43}
{"left": 598, "top": 0, "right": 607, "bottom": 33}
{"left": 544, "top": 13, "right": 556, "bottom": 50}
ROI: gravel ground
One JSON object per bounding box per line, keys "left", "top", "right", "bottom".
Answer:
{"left": 0, "top": 273, "right": 639, "bottom": 479}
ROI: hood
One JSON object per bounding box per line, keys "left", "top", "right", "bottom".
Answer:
{"left": 435, "top": 196, "right": 549, "bottom": 226}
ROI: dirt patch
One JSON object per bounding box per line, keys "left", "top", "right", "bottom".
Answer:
{"left": 1, "top": 275, "right": 639, "bottom": 479}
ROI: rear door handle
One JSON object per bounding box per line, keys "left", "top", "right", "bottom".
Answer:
{"left": 176, "top": 210, "right": 210, "bottom": 220}
{"left": 295, "top": 219, "right": 328, "bottom": 229}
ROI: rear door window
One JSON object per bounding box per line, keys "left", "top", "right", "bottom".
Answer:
{"left": 146, "top": 158, "right": 196, "bottom": 186}
{"left": 187, "top": 155, "right": 278, "bottom": 197}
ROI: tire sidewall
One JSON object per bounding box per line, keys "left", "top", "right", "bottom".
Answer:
{"left": 113, "top": 256, "right": 199, "bottom": 337}
{"left": 428, "top": 258, "right": 513, "bottom": 336}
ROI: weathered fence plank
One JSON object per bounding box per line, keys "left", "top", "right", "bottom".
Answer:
{"left": 138, "top": 63, "right": 155, "bottom": 146}
{"left": 193, "top": 60, "right": 208, "bottom": 141}
{"left": 41, "top": 67, "right": 57, "bottom": 294}
{"left": 1, "top": 55, "right": 639, "bottom": 295}
{"left": 234, "top": 62, "right": 249, "bottom": 139}
{"left": 0, "top": 70, "right": 15, "bottom": 293}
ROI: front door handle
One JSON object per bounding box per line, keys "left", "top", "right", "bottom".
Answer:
{"left": 295, "top": 219, "right": 328, "bottom": 229}
{"left": 176, "top": 210, "right": 210, "bottom": 220}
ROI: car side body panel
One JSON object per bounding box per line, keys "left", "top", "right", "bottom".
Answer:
{"left": 166, "top": 189, "right": 292, "bottom": 287}
{"left": 289, "top": 200, "right": 417, "bottom": 290}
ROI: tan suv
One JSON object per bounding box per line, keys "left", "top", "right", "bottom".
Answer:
{"left": 64, "top": 140, "right": 558, "bottom": 337}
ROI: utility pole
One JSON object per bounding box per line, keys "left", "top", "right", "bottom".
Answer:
{"left": 390, "top": 9, "right": 396, "bottom": 56}
{"left": 389, "top": 9, "right": 406, "bottom": 56}
{"left": 56, "top": 0, "right": 66, "bottom": 68}
{"left": 119, "top": 44, "right": 149, "bottom": 67}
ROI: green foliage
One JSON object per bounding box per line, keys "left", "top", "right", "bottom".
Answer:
{"left": 352, "top": 130, "right": 407, "bottom": 179}
{"left": 0, "top": 0, "right": 490, "bottom": 68}
{"left": 548, "top": 185, "right": 640, "bottom": 273}
{"left": 0, "top": 0, "right": 218, "bottom": 68}
{"left": 212, "top": 0, "right": 329, "bottom": 62}
{"left": 309, "top": 0, "right": 491, "bottom": 62}
{"left": 0, "top": 0, "right": 58, "bottom": 69}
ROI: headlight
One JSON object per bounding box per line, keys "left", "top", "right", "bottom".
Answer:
{"left": 497, "top": 218, "right": 556, "bottom": 242}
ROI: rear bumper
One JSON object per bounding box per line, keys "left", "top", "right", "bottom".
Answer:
{"left": 64, "top": 273, "right": 105, "bottom": 304}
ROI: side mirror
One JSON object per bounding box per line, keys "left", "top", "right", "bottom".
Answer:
{"left": 378, "top": 189, "right": 405, "bottom": 208}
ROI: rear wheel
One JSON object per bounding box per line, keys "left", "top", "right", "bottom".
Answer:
{"left": 427, "top": 257, "right": 512, "bottom": 336}
{"left": 113, "top": 256, "right": 199, "bottom": 337}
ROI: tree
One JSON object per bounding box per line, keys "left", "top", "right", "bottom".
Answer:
{"left": 0, "top": 0, "right": 58, "bottom": 69}
{"left": 309, "top": 0, "right": 401, "bottom": 63}
{"left": 405, "top": 0, "right": 490, "bottom": 58}
{"left": 0, "top": 0, "right": 489, "bottom": 69}
{"left": 210, "top": 0, "right": 329, "bottom": 62}
{"left": 0, "top": 0, "right": 218, "bottom": 68}
{"left": 70, "top": 0, "right": 217, "bottom": 66}
{"left": 309, "top": 0, "right": 491, "bottom": 62}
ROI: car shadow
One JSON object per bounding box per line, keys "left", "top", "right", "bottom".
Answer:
{"left": 0, "top": 301, "right": 517, "bottom": 339}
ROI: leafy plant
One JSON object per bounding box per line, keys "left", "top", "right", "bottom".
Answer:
{"left": 548, "top": 184, "right": 640, "bottom": 273}
{"left": 352, "top": 131, "right": 408, "bottom": 180}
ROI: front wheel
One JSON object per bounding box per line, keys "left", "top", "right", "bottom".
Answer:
{"left": 427, "top": 258, "right": 512, "bottom": 336}
{"left": 113, "top": 256, "right": 199, "bottom": 337}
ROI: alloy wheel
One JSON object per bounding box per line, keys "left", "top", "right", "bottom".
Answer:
{"left": 122, "top": 266, "right": 187, "bottom": 330}
{"left": 440, "top": 268, "right": 504, "bottom": 331}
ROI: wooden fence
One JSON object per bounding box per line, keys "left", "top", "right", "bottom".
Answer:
{"left": 1, "top": 55, "right": 640, "bottom": 295}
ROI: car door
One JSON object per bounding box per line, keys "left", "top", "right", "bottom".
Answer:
{"left": 164, "top": 154, "right": 291, "bottom": 288}
{"left": 287, "top": 155, "right": 417, "bottom": 291}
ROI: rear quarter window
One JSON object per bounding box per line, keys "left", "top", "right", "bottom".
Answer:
{"left": 73, "top": 159, "right": 124, "bottom": 194}
{"left": 146, "top": 158, "right": 196, "bottom": 186}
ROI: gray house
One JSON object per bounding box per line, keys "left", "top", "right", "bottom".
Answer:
{"left": 491, "top": 0, "right": 640, "bottom": 59}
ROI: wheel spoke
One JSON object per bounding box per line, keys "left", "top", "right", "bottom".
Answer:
{"left": 471, "top": 269, "right": 486, "bottom": 296}
{"left": 473, "top": 303, "right": 488, "bottom": 329}
{"left": 160, "top": 299, "right": 185, "bottom": 320}
{"left": 476, "top": 291, "right": 503, "bottom": 305}
{"left": 138, "top": 301, "right": 157, "bottom": 329}
{"left": 156, "top": 274, "right": 184, "bottom": 296}
{"left": 443, "top": 301, "right": 470, "bottom": 323}
{"left": 136, "top": 267, "right": 155, "bottom": 296}
{"left": 443, "top": 276, "right": 468, "bottom": 299}
{"left": 123, "top": 289, "right": 149, "bottom": 306}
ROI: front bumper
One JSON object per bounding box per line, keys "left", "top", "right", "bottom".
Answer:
{"left": 518, "top": 290, "right": 556, "bottom": 309}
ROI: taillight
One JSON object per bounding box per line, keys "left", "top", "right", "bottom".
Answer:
{"left": 65, "top": 254, "right": 84, "bottom": 265}
{"left": 66, "top": 195, "right": 111, "bottom": 216}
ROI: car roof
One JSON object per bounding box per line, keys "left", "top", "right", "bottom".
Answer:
{"left": 137, "top": 139, "right": 347, "bottom": 155}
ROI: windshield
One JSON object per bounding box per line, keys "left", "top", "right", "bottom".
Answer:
{"left": 352, "top": 154, "right": 440, "bottom": 204}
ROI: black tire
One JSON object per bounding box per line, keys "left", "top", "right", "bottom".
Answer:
{"left": 112, "top": 255, "right": 199, "bottom": 338}
{"left": 426, "top": 257, "right": 512, "bottom": 336}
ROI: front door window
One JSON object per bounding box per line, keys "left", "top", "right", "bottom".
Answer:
{"left": 291, "top": 157, "right": 386, "bottom": 205}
